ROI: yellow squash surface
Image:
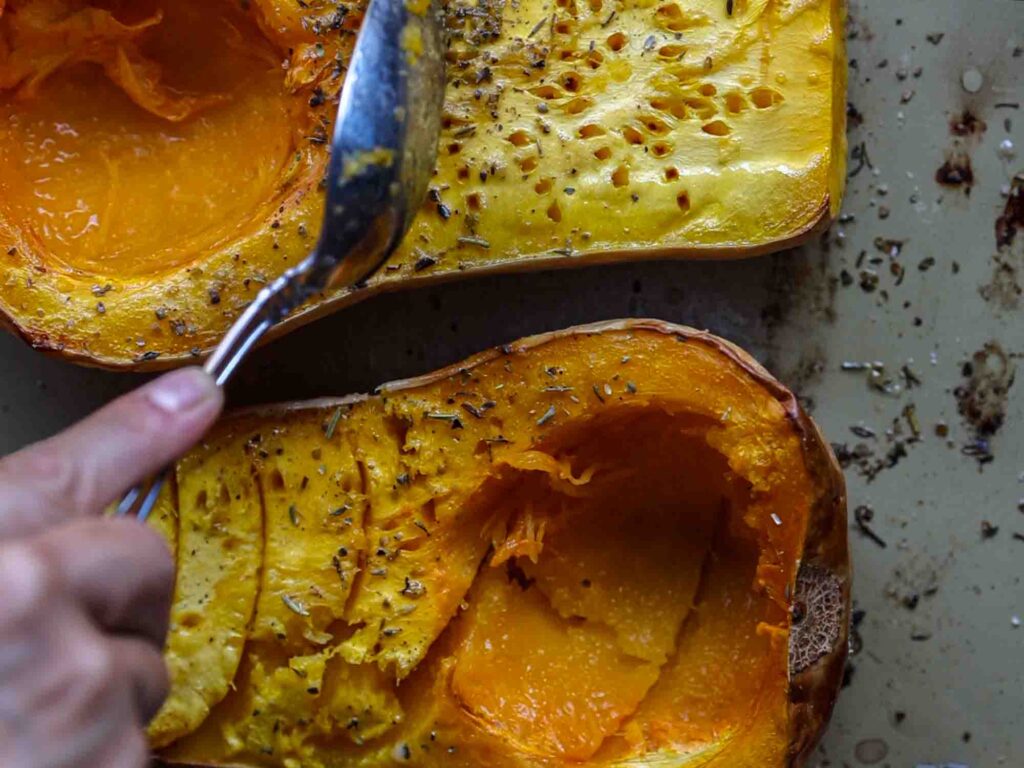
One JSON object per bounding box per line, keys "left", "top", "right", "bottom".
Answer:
{"left": 0, "top": 0, "right": 846, "bottom": 369}
{"left": 146, "top": 320, "right": 849, "bottom": 767}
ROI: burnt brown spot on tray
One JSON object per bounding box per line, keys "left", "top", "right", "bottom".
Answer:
{"left": 935, "top": 111, "right": 988, "bottom": 194}
{"left": 886, "top": 552, "right": 947, "bottom": 612}
{"left": 935, "top": 152, "right": 974, "bottom": 191}
{"left": 995, "top": 174, "right": 1024, "bottom": 249}
{"left": 954, "top": 341, "right": 1017, "bottom": 463}
{"left": 949, "top": 110, "right": 987, "bottom": 138}
{"left": 979, "top": 261, "right": 1022, "bottom": 310}
{"left": 955, "top": 342, "right": 1016, "bottom": 436}
{"left": 980, "top": 176, "right": 1024, "bottom": 309}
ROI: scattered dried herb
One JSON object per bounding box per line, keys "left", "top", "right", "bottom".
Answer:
{"left": 401, "top": 577, "right": 427, "bottom": 597}
{"left": 461, "top": 400, "right": 495, "bottom": 420}
{"left": 854, "top": 505, "right": 887, "bottom": 548}
{"left": 995, "top": 174, "right": 1024, "bottom": 249}
{"left": 902, "top": 404, "right": 921, "bottom": 438}
{"left": 848, "top": 141, "right": 873, "bottom": 177}
{"left": 426, "top": 411, "right": 464, "bottom": 429}
{"left": 901, "top": 365, "right": 922, "bottom": 387}
{"left": 414, "top": 254, "right": 438, "bottom": 271}
{"left": 282, "top": 594, "right": 310, "bottom": 616}
{"left": 536, "top": 405, "right": 556, "bottom": 426}
{"left": 873, "top": 237, "right": 905, "bottom": 257}
{"left": 935, "top": 154, "right": 974, "bottom": 190}
{"left": 457, "top": 235, "right": 491, "bottom": 249}
{"left": 324, "top": 408, "right": 343, "bottom": 439}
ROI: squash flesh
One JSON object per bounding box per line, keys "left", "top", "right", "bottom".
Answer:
{"left": 595, "top": 535, "right": 789, "bottom": 765}
{"left": 513, "top": 411, "right": 728, "bottom": 666}
{"left": 0, "top": 0, "right": 844, "bottom": 368}
{"left": 0, "top": 0, "right": 307, "bottom": 278}
{"left": 148, "top": 428, "right": 264, "bottom": 749}
{"left": 248, "top": 413, "right": 366, "bottom": 650}
{"left": 450, "top": 568, "right": 663, "bottom": 762}
{"left": 151, "top": 324, "right": 844, "bottom": 767}
{"left": 419, "top": 0, "right": 843, "bottom": 259}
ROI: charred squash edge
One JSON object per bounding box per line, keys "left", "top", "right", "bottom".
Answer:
{"left": 2, "top": 205, "right": 832, "bottom": 372}
{"left": 151, "top": 318, "right": 850, "bottom": 768}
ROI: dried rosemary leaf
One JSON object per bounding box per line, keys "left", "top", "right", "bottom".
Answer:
{"left": 282, "top": 594, "right": 310, "bottom": 616}
{"left": 324, "top": 408, "right": 343, "bottom": 439}
{"left": 537, "top": 405, "right": 556, "bottom": 426}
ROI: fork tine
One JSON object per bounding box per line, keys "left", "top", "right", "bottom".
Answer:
{"left": 115, "top": 469, "right": 167, "bottom": 520}
{"left": 115, "top": 484, "right": 141, "bottom": 517}
{"left": 135, "top": 476, "right": 166, "bottom": 523}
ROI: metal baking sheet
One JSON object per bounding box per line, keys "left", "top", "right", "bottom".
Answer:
{"left": 0, "top": 0, "right": 1020, "bottom": 764}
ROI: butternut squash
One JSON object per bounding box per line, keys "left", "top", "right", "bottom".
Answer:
{"left": 145, "top": 320, "right": 849, "bottom": 767}
{"left": 0, "top": 0, "right": 846, "bottom": 368}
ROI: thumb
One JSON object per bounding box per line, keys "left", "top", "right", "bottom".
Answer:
{"left": 0, "top": 368, "right": 223, "bottom": 539}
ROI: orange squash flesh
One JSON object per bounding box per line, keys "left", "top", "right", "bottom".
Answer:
{"left": 451, "top": 568, "right": 664, "bottom": 762}
{"left": 0, "top": 0, "right": 846, "bottom": 369}
{"left": 0, "top": 0, "right": 310, "bottom": 277}
{"left": 146, "top": 321, "right": 848, "bottom": 767}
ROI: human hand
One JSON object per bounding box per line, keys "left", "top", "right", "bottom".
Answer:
{"left": 0, "top": 369, "right": 223, "bottom": 768}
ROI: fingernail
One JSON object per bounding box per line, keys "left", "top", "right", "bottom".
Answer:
{"left": 147, "top": 368, "right": 218, "bottom": 414}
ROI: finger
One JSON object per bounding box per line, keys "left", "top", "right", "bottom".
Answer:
{"left": 109, "top": 635, "right": 170, "bottom": 724}
{"left": 87, "top": 723, "right": 150, "bottom": 768}
{"left": 110, "top": 729, "right": 150, "bottom": 768}
{"left": 0, "top": 368, "right": 221, "bottom": 538}
{"left": 0, "top": 603, "right": 128, "bottom": 768}
{"left": 35, "top": 518, "right": 175, "bottom": 645}
{"left": 0, "top": 548, "right": 164, "bottom": 768}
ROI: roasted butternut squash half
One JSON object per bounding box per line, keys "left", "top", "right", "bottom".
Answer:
{"left": 146, "top": 320, "right": 849, "bottom": 767}
{"left": 0, "top": 0, "right": 846, "bottom": 369}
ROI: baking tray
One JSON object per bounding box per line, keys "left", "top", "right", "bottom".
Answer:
{"left": 0, "top": 0, "right": 1020, "bottom": 764}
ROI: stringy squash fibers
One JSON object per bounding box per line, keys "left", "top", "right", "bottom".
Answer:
{"left": 146, "top": 321, "right": 849, "bottom": 768}
{"left": 0, "top": 0, "right": 846, "bottom": 369}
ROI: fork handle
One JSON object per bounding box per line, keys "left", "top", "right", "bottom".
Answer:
{"left": 204, "top": 253, "right": 317, "bottom": 385}
{"left": 115, "top": 254, "right": 318, "bottom": 520}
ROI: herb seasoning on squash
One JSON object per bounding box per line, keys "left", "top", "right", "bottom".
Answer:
{"left": 146, "top": 320, "right": 849, "bottom": 767}
{"left": 0, "top": 0, "right": 845, "bottom": 369}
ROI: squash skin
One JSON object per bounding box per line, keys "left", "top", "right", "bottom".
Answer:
{"left": 148, "top": 319, "right": 849, "bottom": 768}
{"left": 0, "top": 0, "right": 847, "bottom": 370}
